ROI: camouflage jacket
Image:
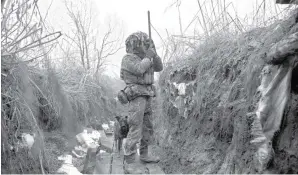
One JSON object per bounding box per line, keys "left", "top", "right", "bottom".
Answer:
{"left": 120, "top": 53, "right": 163, "bottom": 85}
{"left": 120, "top": 53, "right": 163, "bottom": 97}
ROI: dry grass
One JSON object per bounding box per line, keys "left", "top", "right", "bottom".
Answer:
{"left": 1, "top": 54, "right": 122, "bottom": 173}
{"left": 159, "top": 0, "right": 297, "bottom": 65}
{"left": 1, "top": 55, "right": 47, "bottom": 173}
{"left": 156, "top": 7, "right": 298, "bottom": 174}
{"left": 1, "top": 1, "right": 123, "bottom": 173}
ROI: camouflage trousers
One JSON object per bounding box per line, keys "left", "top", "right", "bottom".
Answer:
{"left": 123, "top": 96, "right": 153, "bottom": 156}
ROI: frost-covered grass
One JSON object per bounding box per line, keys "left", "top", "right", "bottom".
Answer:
{"left": 156, "top": 8, "right": 297, "bottom": 174}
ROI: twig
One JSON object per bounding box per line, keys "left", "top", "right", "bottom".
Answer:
{"left": 226, "top": 12, "right": 243, "bottom": 32}
{"left": 15, "top": 107, "right": 21, "bottom": 140}
{"left": 2, "top": 0, "right": 34, "bottom": 38}
{"left": 2, "top": 98, "right": 18, "bottom": 106}
{"left": 39, "top": 150, "right": 45, "bottom": 174}
{"left": 231, "top": 3, "right": 246, "bottom": 32}
{"left": 177, "top": 3, "right": 183, "bottom": 35}
{"left": 253, "top": 0, "right": 265, "bottom": 24}
{"left": 151, "top": 23, "right": 167, "bottom": 47}
{"left": 1, "top": 0, "right": 13, "bottom": 28}
{"left": 28, "top": 77, "right": 53, "bottom": 109}
{"left": 6, "top": 27, "right": 42, "bottom": 51}
{"left": 43, "top": 0, "right": 54, "bottom": 22}
{"left": 23, "top": 42, "right": 57, "bottom": 63}
{"left": 210, "top": 0, "right": 218, "bottom": 22}
{"left": 12, "top": 31, "right": 62, "bottom": 54}
{"left": 197, "top": 0, "right": 209, "bottom": 36}
{"left": 223, "top": 0, "right": 227, "bottom": 24}
{"left": 172, "top": 35, "right": 202, "bottom": 40}
{"left": 183, "top": 10, "right": 200, "bottom": 34}
{"left": 164, "top": 0, "right": 179, "bottom": 13}
{"left": 263, "top": 0, "right": 266, "bottom": 24}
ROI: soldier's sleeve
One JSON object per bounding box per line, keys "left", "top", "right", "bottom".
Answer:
{"left": 122, "top": 55, "right": 153, "bottom": 76}
{"left": 153, "top": 54, "right": 163, "bottom": 72}
{"left": 267, "top": 32, "right": 298, "bottom": 65}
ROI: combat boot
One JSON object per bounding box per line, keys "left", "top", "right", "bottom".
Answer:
{"left": 124, "top": 153, "right": 147, "bottom": 174}
{"left": 140, "top": 146, "right": 160, "bottom": 163}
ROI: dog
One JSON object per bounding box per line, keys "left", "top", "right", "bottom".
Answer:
{"left": 113, "top": 115, "right": 129, "bottom": 152}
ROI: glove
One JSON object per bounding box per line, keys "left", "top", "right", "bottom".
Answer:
{"left": 117, "top": 90, "right": 128, "bottom": 104}
{"left": 149, "top": 38, "right": 156, "bottom": 48}
{"left": 146, "top": 48, "right": 157, "bottom": 59}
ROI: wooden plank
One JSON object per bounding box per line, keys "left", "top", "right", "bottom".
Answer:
{"left": 108, "top": 140, "right": 165, "bottom": 174}
{"left": 146, "top": 163, "right": 165, "bottom": 174}
{"left": 93, "top": 152, "right": 111, "bottom": 174}
{"left": 82, "top": 147, "right": 97, "bottom": 174}
{"left": 111, "top": 153, "right": 124, "bottom": 174}
{"left": 98, "top": 130, "right": 114, "bottom": 153}
{"left": 93, "top": 136, "right": 114, "bottom": 174}
{"left": 99, "top": 137, "right": 113, "bottom": 153}
{"left": 111, "top": 140, "right": 124, "bottom": 174}
{"left": 98, "top": 130, "right": 106, "bottom": 138}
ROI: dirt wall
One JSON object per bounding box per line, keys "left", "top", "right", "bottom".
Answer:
{"left": 155, "top": 10, "right": 298, "bottom": 174}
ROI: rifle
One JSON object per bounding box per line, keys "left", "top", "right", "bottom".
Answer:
{"left": 147, "top": 10, "right": 151, "bottom": 39}
{"left": 146, "top": 10, "right": 154, "bottom": 84}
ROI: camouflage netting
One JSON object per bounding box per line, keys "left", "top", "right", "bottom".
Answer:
{"left": 156, "top": 9, "right": 298, "bottom": 174}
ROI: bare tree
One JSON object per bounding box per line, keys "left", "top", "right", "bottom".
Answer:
{"left": 64, "top": 0, "right": 91, "bottom": 69}
{"left": 94, "top": 20, "right": 123, "bottom": 75}
{"left": 63, "top": 0, "right": 123, "bottom": 73}
{"left": 1, "top": 0, "right": 61, "bottom": 63}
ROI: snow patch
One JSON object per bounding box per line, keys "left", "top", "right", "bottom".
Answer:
{"left": 21, "top": 133, "right": 35, "bottom": 149}
{"left": 57, "top": 154, "right": 82, "bottom": 175}
{"left": 173, "top": 82, "right": 186, "bottom": 96}
{"left": 102, "top": 124, "right": 109, "bottom": 130}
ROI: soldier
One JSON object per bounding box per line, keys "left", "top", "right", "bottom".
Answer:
{"left": 119, "top": 31, "right": 163, "bottom": 174}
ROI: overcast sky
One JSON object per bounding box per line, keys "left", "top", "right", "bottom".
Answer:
{"left": 38, "top": 0, "right": 292, "bottom": 78}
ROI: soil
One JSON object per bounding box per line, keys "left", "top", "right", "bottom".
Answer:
{"left": 154, "top": 10, "right": 298, "bottom": 174}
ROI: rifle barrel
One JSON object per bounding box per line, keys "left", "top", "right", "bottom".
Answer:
{"left": 147, "top": 11, "right": 151, "bottom": 39}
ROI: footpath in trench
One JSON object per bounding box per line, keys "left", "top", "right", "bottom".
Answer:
{"left": 94, "top": 130, "right": 164, "bottom": 174}
{"left": 57, "top": 128, "right": 164, "bottom": 174}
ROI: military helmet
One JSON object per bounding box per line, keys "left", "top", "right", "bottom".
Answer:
{"left": 125, "top": 31, "right": 150, "bottom": 53}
